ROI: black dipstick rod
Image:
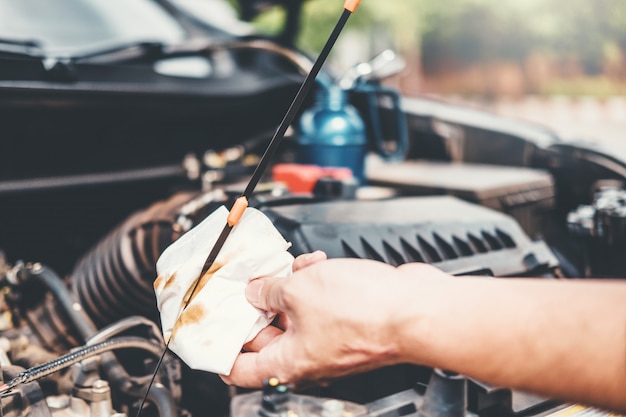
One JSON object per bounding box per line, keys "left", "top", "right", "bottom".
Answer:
{"left": 135, "top": 1, "right": 363, "bottom": 416}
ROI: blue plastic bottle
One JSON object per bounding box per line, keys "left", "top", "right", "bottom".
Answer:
{"left": 297, "top": 84, "right": 367, "bottom": 183}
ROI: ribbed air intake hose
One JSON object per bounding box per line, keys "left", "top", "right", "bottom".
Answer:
{"left": 71, "top": 192, "right": 198, "bottom": 328}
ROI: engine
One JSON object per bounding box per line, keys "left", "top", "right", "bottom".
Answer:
{"left": 2, "top": 1, "right": 626, "bottom": 416}
{"left": 0, "top": 176, "right": 569, "bottom": 417}
{"left": 3, "top": 133, "right": 626, "bottom": 417}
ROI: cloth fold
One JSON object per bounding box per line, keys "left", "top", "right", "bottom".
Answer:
{"left": 154, "top": 206, "right": 294, "bottom": 375}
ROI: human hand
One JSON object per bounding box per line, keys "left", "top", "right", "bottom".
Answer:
{"left": 246, "top": 250, "right": 328, "bottom": 338}
{"left": 222, "top": 255, "right": 450, "bottom": 387}
{"left": 222, "top": 254, "right": 626, "bottom": 414}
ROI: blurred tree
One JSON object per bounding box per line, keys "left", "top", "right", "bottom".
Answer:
{"left": 420, "top": 0, "right": 535, "bottom": 72}
{"left": 248, "top": 0, "right": 422, "bottom": 53}
{"left": 241, "top": 0, "right": 626, "bottom": 94}
{"left": 418, "top": 0, "right": 626, "bottom": 75}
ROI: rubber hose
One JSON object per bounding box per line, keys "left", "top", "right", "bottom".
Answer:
{"left": 16, "top": 264, "right": 177, "bottom": 417}
{"left": 18, "top": 264, "right": 97, "bottom": 340}
{"left": 0, "top": 336, "right": 162, "bottom": 393}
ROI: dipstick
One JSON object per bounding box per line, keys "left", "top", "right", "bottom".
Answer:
{"left": 136, "top": 2, "right": 362, "bottom": 415}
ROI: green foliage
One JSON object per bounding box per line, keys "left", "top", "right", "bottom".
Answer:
{"left": 245, "top": 0, "right": 626, "bottom": 81}
{"left": 251, "top": 5, "right": 287, "bottom": 36}
{"left": 420, "top": 0, "right": 536, "bottom": 70}
{"left": 417, "top": 0, "right": 626, "bottom": 74}
{"left": 249, "top": 0, "right": 423, "bottom": 53}
{"left": 341, "top": 0, "right": 423, "bottom": 50}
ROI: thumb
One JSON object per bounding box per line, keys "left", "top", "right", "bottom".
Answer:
{"left": 246, "top": 277, "right": 287, "bottom": 313}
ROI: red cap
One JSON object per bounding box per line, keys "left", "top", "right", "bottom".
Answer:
{"left": 273, "top": 164, "right": 353, "bottom": 193}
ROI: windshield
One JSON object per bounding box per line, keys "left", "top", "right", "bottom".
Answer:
{"left": 0, "top": 0, "right": 187, "bottom": 56}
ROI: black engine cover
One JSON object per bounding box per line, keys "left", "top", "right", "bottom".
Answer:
{"left": 263, "top": 196, "right": 558, "bottom": 277}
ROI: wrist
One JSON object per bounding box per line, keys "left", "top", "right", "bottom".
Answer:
{"left": 390, "top": 268, "right": 464, "bottom": 367}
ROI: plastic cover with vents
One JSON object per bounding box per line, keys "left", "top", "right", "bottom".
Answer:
{"left": 263, "top": 196, "right": 558, "bottom": 277}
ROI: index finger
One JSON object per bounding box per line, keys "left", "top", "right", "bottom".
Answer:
{"left": 222, "top": 343, "right": 288, "bottom": 388}
{"left": 221, "top": 352, "right": 269, "bottom": 387}
{"left": 293, "top": 251, "right": 327, "bottom": 272}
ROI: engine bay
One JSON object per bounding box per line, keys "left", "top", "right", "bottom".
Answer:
{"left": 1, "top": 1, "right": 626, "bottom": 416}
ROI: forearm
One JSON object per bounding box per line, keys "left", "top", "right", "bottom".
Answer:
{"left": 395, "top": 275, "right": 626, "bottom": 412}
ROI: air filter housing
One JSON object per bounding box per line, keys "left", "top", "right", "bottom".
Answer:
{"left": 262, "top": 196, "right": 558, "bottom": 277}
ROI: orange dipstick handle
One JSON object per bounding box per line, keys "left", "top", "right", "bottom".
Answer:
{"left": 344, "top": 0, "right": 361, "bottom": 13}
{"left": 227, "top": 196, "right": 249, "bottom": 227}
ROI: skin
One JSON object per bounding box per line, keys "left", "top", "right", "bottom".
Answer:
{"left": 223, "top": 251, "right": 626, "bottom": 413}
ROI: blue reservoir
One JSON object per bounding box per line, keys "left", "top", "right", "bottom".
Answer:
{"left": 297, "top": 85, "right": 367, "bottom": 183}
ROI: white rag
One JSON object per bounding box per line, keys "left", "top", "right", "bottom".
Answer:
{"left": 154, "top": 206, "right": 294, "bottom": 375}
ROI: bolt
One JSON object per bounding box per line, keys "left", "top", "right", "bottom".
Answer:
{"left": 92, "top": 380, "right": 110, "bottom": 394}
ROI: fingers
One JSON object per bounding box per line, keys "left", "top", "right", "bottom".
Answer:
{"left": 221, "top": 352, "right": 270, "bottom": 388}
{"left": 243, "top": 325, "right": 283, "bottom": 352}
{"left": 246, "top": 251, "right": 326, "bottom": 312}
{"left": 222, "top": 341, "right": 289, "bottom": 388}
{"left": 246, "top": 276, "right": 289, "bottom": 313}
{"left": 293, "top": 250, "right": 327, "bottom": 272}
